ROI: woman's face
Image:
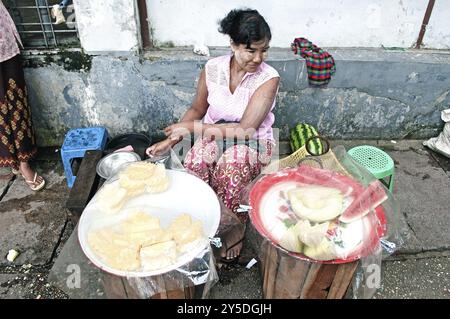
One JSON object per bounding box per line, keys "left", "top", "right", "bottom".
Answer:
{"left": 232, "top": 39, "right": 270, "bottom": 73}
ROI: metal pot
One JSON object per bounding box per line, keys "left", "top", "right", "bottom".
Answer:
{"left": 105, "top": 133, "right": 151, "bottom": 160}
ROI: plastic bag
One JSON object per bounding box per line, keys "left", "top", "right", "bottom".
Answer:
{"left": 423, "top": 109, "right": 450, "bottom": 158}
{"left": 48, "top": 148, "right": 219, "bottom": 299}
{"left": 239, "top": 145, "right": 403, "bottom": 299}
{"left": 48, "top": 225, "right": 218, "bottom": 298}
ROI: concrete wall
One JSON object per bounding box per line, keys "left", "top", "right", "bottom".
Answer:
{"left": 68, "top": 0, "right": 450, "bottom": 53}
{"left": 73, "top": 0, "right": 140, "bottom": 54}
{"left": 24, "top": 48, "right": 450, "bottom": 147}
{"left": 426, "top": 0, "right": 450, "bottom": 49}
{"left": 146, "top": 0, "right": 450, "bottom": 49}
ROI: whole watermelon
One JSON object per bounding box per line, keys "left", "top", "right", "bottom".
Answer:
{"left": 289, "top": 123, "right": 324, "bottom": 155}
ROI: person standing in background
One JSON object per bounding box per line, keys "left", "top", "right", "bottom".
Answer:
{"left": 0, "top": 0, "right": 45, "bottom": 191}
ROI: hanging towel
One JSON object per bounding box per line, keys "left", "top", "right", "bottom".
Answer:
{"left": 291, "top": 37, "right": 336, "bottom": 86}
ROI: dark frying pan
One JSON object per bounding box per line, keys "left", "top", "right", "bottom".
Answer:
{"left": 104, "top": 133, "right": 152, "bottom": 160}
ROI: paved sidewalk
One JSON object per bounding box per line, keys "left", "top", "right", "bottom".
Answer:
{"left": 0, "top": 140, "right": 449, "bottom": 299}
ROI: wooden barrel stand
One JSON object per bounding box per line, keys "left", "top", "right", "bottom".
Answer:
{"left": 260, "top": 241, "right": 358, "bottom": 299}
{"left": 102, "top": 272, "right": 202, "bottom": 299}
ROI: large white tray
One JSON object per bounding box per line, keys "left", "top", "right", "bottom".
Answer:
{"left": 78, "top": 169, "right": 221, "bottom": 277}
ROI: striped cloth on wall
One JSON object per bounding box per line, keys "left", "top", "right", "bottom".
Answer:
{"left": 291, "top": 37, "right": 336, "bottom": 86}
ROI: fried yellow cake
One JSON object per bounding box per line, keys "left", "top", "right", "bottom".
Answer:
{"left": 88, "top": 212, "right": 204, "bottom": 272}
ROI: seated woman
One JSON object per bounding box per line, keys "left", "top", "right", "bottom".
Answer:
{"left": 146, "top": 8, "right": 280, "bottom": 263}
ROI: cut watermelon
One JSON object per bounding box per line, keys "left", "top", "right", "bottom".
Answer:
{"left": 339, "top": 180, "right": 388, "bottom": 223}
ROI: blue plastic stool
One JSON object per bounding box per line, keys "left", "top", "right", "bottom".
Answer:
{"left": 61, "top": 127, "right": 108, "bottom": 188}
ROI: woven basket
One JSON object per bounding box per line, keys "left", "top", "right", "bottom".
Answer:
{"left": 263, "top": 136, "right": 349, "bottom": 176}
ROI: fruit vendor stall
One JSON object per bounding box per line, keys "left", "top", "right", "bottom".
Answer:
{"left": 241, "top": 143, "right": 402, "bottom": 299}
{"left": 47, "top": 139, "right": 401, "bottom": 299}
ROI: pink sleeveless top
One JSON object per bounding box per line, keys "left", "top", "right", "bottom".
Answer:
{"left": 204, "top": 54, "right": 280, "bottom": 141}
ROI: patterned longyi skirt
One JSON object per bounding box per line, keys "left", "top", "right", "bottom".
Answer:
{"left": 0, "top": 54, "right": 37, "bottom": 169}
{"left": 184, "top": 137, "right": 274, "bottom": 223}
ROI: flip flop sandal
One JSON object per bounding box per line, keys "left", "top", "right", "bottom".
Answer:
{"left": 24, "top": 173, "right": 46, "bottom": 191}
{"left": 213, "top": 225, "right": 246, "bottom": 264}
{"left": 219, "top": 237, "right": 246, "bottom": 265}
{"left": 1, "top": 168, "right": 20, "bottom": 180}
{"left": 0, "top": 173, "right": 14, "bottom": 180}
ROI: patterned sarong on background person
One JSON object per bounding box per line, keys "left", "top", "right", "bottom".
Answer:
{"left": 291, "top": 37, "right": 336, "bottom": 86}
{"left": 0, "top": 54, "right": 37, "bottom": 169}
{"left": 184, "top": 137, "right": 273, "bottom": 223}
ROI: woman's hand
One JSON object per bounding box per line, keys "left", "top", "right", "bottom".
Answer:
{"left": 146, "top": 121, "right": 194, "bottom": 157}
{"left": 164, "top": 122, "right": 193, "bottom": 141}
{"left": 145, "top": 138, "right": 174, "bottom": 157}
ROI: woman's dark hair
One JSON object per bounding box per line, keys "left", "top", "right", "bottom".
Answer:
{"left": 218, "top": 9, "right": 271, "bottom": 48}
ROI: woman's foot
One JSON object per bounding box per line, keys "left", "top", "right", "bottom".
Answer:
{"left": 225, "top": 242, "right": 243, "bottom": 260}
{"left": 215, "top": 222, "right": 246, "bottom": 263}
{"left": 18, "top": 162, "right": 46, "bottom": 191}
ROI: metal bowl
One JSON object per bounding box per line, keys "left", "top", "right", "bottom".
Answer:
{"left": 96, "top": 151, "right": 141, "bottom": 179}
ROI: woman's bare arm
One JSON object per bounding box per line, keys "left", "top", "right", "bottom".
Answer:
{"left": 179, "top": 69, "right": 209, "bottom": 122}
